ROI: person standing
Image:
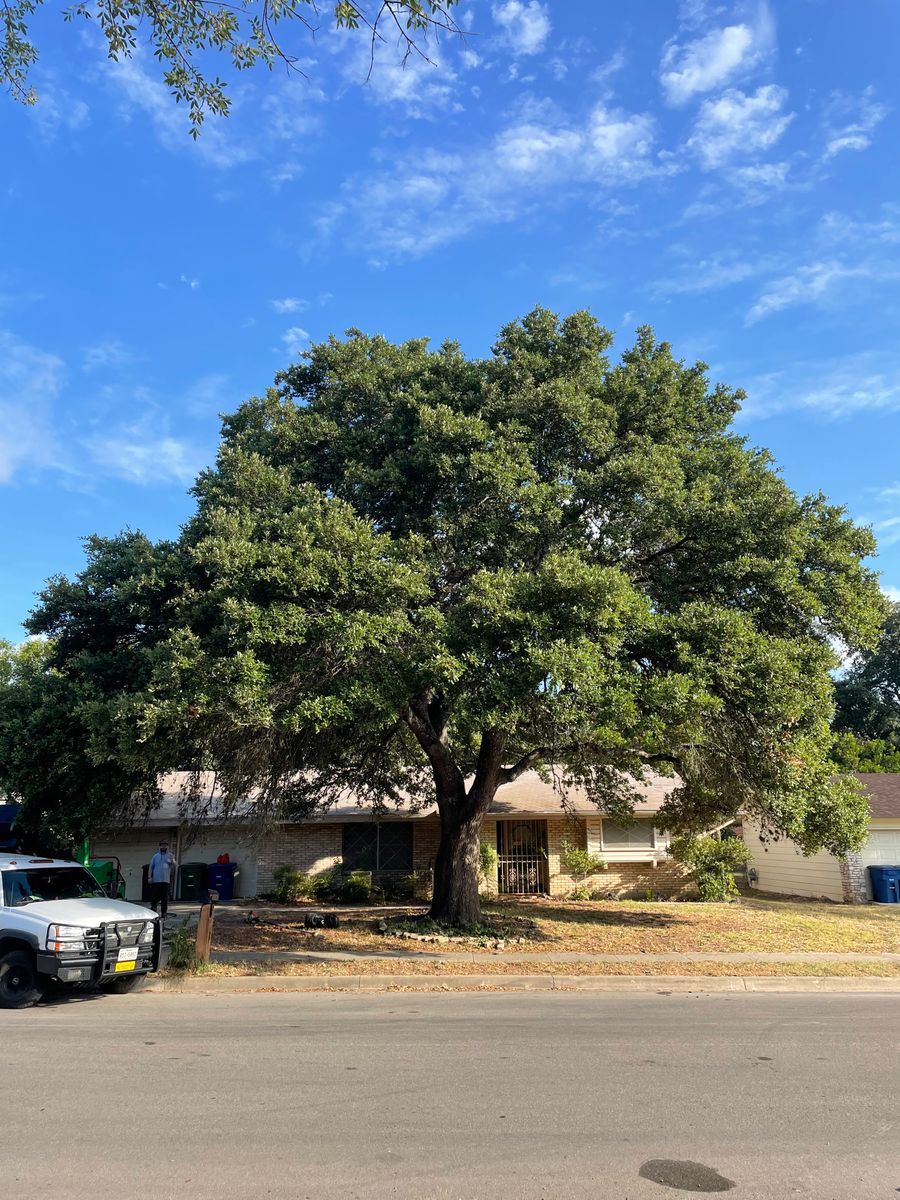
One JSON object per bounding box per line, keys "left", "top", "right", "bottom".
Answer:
{"left": 148, "top": 839, "right": 176, "bottom": 918}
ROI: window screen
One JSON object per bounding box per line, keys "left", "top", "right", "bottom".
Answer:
{"left": 342, "top": 823, "right": 413, "bottom": 872}
{"left": 342, "top": 824, "right": 377, "bottom": 871}
{"left": 601, "top": 821, "right": 655, "bottom": 849}
{"left": 378, "top": 823, "right": 413, "bottom": 871}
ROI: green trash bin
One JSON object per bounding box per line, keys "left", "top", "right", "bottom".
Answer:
{"left": 88, "top": 858, "right": 126, "bottom": 899}
{"left": 179, "top": 862, "right": 207, "bottom": 902}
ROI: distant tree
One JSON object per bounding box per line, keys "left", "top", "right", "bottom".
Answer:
{"left": 27, "top": 310, "right": 886, "bottom": 924}
{"left": 833, "top": 602, "right": 900, "bottom": 743}
{"left": 830, "top": 731, "right": 900, "bottom": 775}
{"left": 0, "top": 635, "right": 158, "bottom": 856}
{"left": 3, "top": 0, "right": 461, "bottom": 133}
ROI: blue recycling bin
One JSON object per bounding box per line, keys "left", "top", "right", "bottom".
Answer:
{"left": 868, "top": 865, "right": 900, "bottom": 904}
{"left": 206, "top": 862, "right": 238, "bottom": 901}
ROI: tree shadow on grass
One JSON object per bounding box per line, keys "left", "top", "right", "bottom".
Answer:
{"left": 484, "top": 899, "right": 687, "bottom": 932}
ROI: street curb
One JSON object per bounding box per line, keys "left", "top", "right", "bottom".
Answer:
{"left": 143, "top": 973, "right": 900, "bottom": 995}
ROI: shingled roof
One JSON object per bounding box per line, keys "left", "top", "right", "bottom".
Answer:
{"left": 122, "top": 768, "right": 679, "bottom": 828}
{"left": 856, "top": 773, "right": 900, "bottom": 819}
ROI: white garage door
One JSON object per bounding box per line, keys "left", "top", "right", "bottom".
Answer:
{"left": 859, "top": 829, "right": 900, "bottom": 899}
{"left": 91, "top": 830, "right": 177, "bottom": 902}
{"left": 178, "top": 829, "right": 258, "bottom": 899}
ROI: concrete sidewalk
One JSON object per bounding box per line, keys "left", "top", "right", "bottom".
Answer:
{"left": 145, "top": 972, "right": 900, "bottom": 994}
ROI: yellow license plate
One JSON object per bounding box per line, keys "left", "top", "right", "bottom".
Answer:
{"left": 114, "top": 961, "right": 136, "bottom": 972}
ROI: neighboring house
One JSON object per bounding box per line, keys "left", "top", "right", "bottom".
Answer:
{"left": 90, "top": 770, "right": 694, "bottom": 903}
{"left": 744, "top": 773, "right": 900, "bottom": 903}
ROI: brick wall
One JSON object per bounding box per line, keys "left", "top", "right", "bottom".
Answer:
{"left": 545, "top": 816, "right": 693, "bottom": 898}
{"left": 256, "top": 824, "right": 343, "bottom": 894}
{"left": 256, "top": 814, "right": 693, "bottom": 900}
{"left": 256, "top": 819, "right": 441, "bottom": 895}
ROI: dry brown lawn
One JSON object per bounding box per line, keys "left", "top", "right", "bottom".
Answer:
{"left": 210, "top": 895, "right": 900, "bottom": 957}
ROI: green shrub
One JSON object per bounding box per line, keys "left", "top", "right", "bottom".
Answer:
{"left": 166, "top": 919, "right": 196, "bottom": 971}
{"left": 310, "top": 868, "right": 338, "bottom": 900}
{"left": 588, "top": 889, "right": 609, "bottom": 901}
{"left": 381, "top": 874, "right": 418, "bottom": 901}
{"left": 568, "top": 885, "right": 590, "bottom": 901}
{"left": 271, "top": 866, "right": 314, "bottom": 904}
{"left": 560, "top": 840, "right": 607, "bottom": 887}
{"left": 479, "top": 840, "right": 498, "bottom": 882}
{"left": 339, "top": 872, "right": 375, "bottom": 903}
{"left": 669, "top": 834, "right": 752, "bottom": 902}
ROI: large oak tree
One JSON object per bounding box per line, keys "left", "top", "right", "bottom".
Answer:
{"left": 25, "top": 309, "right": 884, "bottom": 923}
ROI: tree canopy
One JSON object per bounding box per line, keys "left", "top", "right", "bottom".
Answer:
{"left": 3, "top": 0, "right": 460, "bottom": 132}
{"left": 17, "top": 308, "right": 886, "bottom": 923}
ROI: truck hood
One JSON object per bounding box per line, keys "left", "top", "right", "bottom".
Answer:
{"left": 17, "top": 898, "right": 156, "bottom": 926}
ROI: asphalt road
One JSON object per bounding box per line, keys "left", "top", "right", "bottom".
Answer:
{"left": 2, "top": 990, "right": 899, "bottom": 1199}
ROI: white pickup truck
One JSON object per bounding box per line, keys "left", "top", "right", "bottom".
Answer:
{"left": 0, "top": 853, "right": 167, "bottom": 1008}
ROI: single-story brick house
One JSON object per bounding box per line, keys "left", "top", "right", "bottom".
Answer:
{"left": 90, "top": 770, "right": 694, "bottom": 903}
{"left": 743, "top": 773, "right": 900, "bottom": 903}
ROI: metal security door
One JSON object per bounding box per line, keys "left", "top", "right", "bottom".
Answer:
{"left": 496, "top": 820, "right": 548, "bottom": 895}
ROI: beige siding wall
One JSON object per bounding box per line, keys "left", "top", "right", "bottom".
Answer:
{"left": 177, "top": 828, "right": 259, "bottom": 899}
{"left": 744, "top": 822, "right": 844, "bottom": 902}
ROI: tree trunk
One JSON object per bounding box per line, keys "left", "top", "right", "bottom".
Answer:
{"left": 429, "top": 808, "right": 485, "bottom": 926}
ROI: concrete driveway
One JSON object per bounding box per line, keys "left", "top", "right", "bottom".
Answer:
{"left": 2, "top": 991, "right": 898, "bottom": 1199}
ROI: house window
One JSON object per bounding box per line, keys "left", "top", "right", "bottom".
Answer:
{"left": 342, "top": 823, "right": 413, "bottom": 872}
{"left": 601, "top": 820, "right": 655, "bottom": 850}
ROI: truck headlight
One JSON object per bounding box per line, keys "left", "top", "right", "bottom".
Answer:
{"left": 47, "top": 924, "right": 88, "bottom": 952}
{"left": 139, "top": 922, "right": 155, "bottom": 944}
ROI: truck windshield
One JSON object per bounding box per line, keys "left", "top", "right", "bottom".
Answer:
{"left": 1, "top": 867, "right": 105, "bottom": 906}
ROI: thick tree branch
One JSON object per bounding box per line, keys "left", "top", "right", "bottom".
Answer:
{"left": 402, "top": 691, "right": 465, "bottom": 802}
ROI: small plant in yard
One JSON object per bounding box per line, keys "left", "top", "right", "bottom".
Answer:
{"left": 271, "top": 866, "right": 313, "bottom": 904}
{"left": 669, "top": 834, "right": 753, "bottom": 902}
{"left": 309, "top": 868, "right": 338, "bottom": 900}
{"left": 339, "top": 872, "right": 375, "bottom": 903}
{"left": 167, "top": 919, "right": 196, "bottom": 971}
{"left": 560, "top": 840, "right": 607, "bottom": 899}
{"left": 479, "top": 840, "right": 498, "bottom": 887}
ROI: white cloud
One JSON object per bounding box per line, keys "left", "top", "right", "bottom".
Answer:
{"left": 492, "top": 1, "right": 551, "bottom": 56}
{"left": 739, "top": 351, "right": 900, "bottom": 421}
{"left": 0, "top": 331, "right": 65, "bottom": 484}
{"left": 687, "top": 85, "right": 793, "bottom": 169}
{"left": 653, "top": 251, "right": 776, "bottom": 296}
{"left": 83, "top": 424, "right": 203, "bottom": 485}
{"left": 746, "top": 259, "right": 899, "bottom": 324}
{"left": 82, "top": 339, "right": 133, "bottom": 372}
{"left": 822, "top": 87, "right": 888, "bottom": 159}
{"left": 660, "top": 2, "right": 775, "bottom": 105}
{"left": 109, "top": 58, "right": 256, "bottom": 169}
{"left": 882, "top": 585, "right": 900, "bottom": 604}
{"left": 336, "top": 26, "right": 459, "bottom": 119}
{"left": 180, "top": 274, "right": 200, "bottom": 290}
{"left": 271, "top": 297, "right": 308, "bottom": 314}
{"left": 317, "top": 100, "right": 661, "bottom": 262}
{"left": 183, "top": 373, "right": 231, "bottom": 418}
{"left": 282, "top": 327, "right": 310, "bottom": 355}
{"left": 29, "top": 81, "right": 90, "bottom": 137}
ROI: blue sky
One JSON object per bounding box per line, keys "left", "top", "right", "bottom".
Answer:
{"left": 2, "top": 0, "right": 900, "bottom": 640}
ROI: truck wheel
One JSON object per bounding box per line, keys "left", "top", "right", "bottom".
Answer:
{"left": 100, "top": 974, "right": 147, "bottom": 994}
{"left": 0, "top": 950, "right": 44, "bottom": 1009}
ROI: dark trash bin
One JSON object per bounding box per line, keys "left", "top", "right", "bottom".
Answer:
{"left": 868, "top": 865, "right": 900, "bottom": 904}
{"left": 141, "top": 863, "right": 151, "bottom": 903}
{"left": 179, "top": 862, "right": 208, "bottom": 902}
{"left": 206, "top": 862, "right": 239, "bottom": 901}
